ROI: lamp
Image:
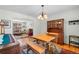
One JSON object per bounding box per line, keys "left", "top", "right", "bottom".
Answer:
{"left": 0, "top": 20, "right": 4, "bottom": 26}
{"left": 38, "top": 5, "right": 48, "bottom": 20}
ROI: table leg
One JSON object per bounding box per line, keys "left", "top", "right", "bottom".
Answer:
{"left": 27, "top": 45, "right": 30, "bottom": 54}
{"left": 69, "top": 36, "right": 71, "bottom": 46}
{"left": 45, "top": 43, "right": 48, "bottom": 53}
{"left": 35, "top": 40, "right": 40, "bottom": 44}
{"left": 45, "top": 43, "right": 51, "bottom": 54}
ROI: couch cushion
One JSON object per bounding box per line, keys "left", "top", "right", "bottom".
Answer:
{"left": 2, "top": 34, "right": 10, "bottom": 45}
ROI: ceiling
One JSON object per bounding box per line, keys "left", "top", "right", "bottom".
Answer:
{"left": 0, "top": 5, "right": 78, "bottom": 18}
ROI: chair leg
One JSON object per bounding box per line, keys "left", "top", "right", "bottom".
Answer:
{"left": 27, "top": 45, "right": 30, "bottom": 54}
{"left": 27, "top": 48, "right": 29, "bottom": 54}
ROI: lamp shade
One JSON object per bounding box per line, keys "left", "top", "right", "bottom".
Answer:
{"left": 0, "top": 21, "right": 4, "bottom": 25}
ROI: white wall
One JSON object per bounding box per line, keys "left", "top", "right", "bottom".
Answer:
{"left": 49, "top": 7, "right": 79, "bottom": 44}
{"left": 33, "top": 19, "right": 47, "bottom": 35}
{"left": 0, "top": 9, "right": 34, "bottom": 34}
{"left": 39, "top": 20, "right": 47, "bottom": 34}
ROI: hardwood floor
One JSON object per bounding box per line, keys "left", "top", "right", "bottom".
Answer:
{"left": 54, "top": 43, "right": 79, "bottom": 54}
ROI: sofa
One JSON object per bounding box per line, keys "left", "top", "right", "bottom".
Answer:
{"left": 0, "top": 34, "right": 20, "bottom": 54}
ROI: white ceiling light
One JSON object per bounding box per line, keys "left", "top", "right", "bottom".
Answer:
{"left": 37, "top": 5, "right": 48, "bottom": 20}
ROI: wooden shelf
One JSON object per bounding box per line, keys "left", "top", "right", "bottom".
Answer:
{"left": 13, "top": 23, "right": 22, "bottom": 35}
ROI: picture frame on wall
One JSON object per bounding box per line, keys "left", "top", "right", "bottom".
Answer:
{"left": 1, "top": 19, "right": 11, "bottom": 29}
{"left": 69, "top": 20, "right": 79, "bottom": 25}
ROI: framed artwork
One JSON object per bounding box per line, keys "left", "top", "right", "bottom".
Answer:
{"left": 1, "top": 19, "right": 11, "bottom": 28}
{"left": 69, "top": 20, "right": 79, "bottom": 25}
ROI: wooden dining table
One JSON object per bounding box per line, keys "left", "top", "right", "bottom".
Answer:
{"left": 31, "top": 34, "right": 57, "bottom": 53}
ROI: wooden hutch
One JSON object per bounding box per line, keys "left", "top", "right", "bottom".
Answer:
{"left": 47, "top": 19, "right": 64, "bottom": 44}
